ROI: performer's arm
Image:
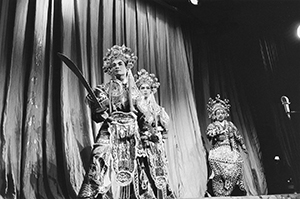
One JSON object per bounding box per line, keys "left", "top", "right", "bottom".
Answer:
{"left": 230, "top": 122, "right": 248, "bottom": 153}
{"left": 86, "top": 85, "right": 110, "bottom": 123}
{"left": 157, "top": 107, "right": 169, "bottom": 139}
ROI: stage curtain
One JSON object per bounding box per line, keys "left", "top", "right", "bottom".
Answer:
{"left": 0, "top": 0, "right": 207, "bottom": 198}
{"left": 191, "top": 37, "right": 268, "bottom": 195}
{"left": 259, "top": 38, "right": 300, "bottom": 191}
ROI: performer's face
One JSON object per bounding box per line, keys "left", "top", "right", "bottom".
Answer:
{"left": 215, "top": 109, "right": 226, "bottom": 121}
{"left": 139, "top": 83, "right": 151, "bottom": 98}
{"left": 111, "top": 59, "right": 127, "bottom": 77}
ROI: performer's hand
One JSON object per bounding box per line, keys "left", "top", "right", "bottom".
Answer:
{"left": 144, "top": 115, "right": 154, "bottom": 126}
{"left": 86, "top": 87, "right": 101, "bottom": 103}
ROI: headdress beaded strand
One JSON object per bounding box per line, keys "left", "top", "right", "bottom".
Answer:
{"left": 134, "top": 69, "right": 160, "bottom": 94}
{"left": 102, "top": 45, "right": 137, "bottom": 75}
{"left": 207, "top": 94, "right": 231, "bottom": 119}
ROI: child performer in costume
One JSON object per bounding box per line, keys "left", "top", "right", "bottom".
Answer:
{"left": 206, "top": 94, "right": 247, "bottom": 196}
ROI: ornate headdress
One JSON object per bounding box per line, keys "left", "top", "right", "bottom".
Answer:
{"left": 134, "top": 69, "right": 160, "bottom": 93}
{"left": 207, "top": 94, "right": 230, "bottom": 119}
{"left": 102, "top": 45, "right": 138, "bottom": 75}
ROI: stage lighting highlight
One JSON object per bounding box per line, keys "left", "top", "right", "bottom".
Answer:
{"left": 297, "top": 24, "right": 300, "bottom": 38}
{"left": 189, "top": 0, "right": 199, "bottom": 5}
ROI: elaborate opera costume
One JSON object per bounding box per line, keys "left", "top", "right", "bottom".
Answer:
{"left": 77, "top": 45, "right": 174, "bottom": 199}
{"left": 206, "top": 94, "right": 247, "bottom": 196}
{"left": 134, "top": 69, "right": 174, "bottom": 199}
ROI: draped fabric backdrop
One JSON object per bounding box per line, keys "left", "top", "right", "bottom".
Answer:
{"left": 0, "top": 0, "right": 207, "bottom": 198}
{"left": 0, "top": 0, "right": 268, "bottom": 198}
{"left": 258, "top": 37, "right": 300, "bottom": 192}
{"left": 191, "top": 35, "right": 267, "bottom": 196}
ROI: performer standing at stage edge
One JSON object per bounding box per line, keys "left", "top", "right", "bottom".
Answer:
{"left": 206, "top": 94, "right": 248, "bottom": 196}
{"left": 77, "top": 45, "right": 174, "bottom": 199}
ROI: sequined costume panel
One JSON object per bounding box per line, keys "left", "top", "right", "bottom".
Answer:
{"left": 110, "top": 111, "right": 139, "bottom": 186}
{"left": 207, "top": 120, "right": 246, "bottom": 196}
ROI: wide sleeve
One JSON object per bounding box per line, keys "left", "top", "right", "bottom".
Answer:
{"left": 158, "top": 107, "right": 170, "bottom": 130}
{"left": 229, "top": 121, "right": 247, "bottom": 152}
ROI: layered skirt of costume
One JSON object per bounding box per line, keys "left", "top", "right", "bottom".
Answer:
{"left": 208, "top": 144, "right": 245, "bottom": 196}
{"left": 77, "top": 111, "right": 174, "bottom": 199}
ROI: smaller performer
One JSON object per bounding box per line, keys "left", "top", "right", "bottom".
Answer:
{"left": 206, "top": 94, "right": 247, "bottom": 196}
{"left": 134, "top": 69, "right": 175, "bottom": 199}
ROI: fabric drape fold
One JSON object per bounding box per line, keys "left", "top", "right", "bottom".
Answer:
{"left": 0, "top": 0, "right": 269, "bottom": 198}
{"left": 259, "top": 38, "right": 300, "bottom": 191}
{"left": 1, "top": 0, "right": 30, "bottom": 198}
{"left": 192, "top": 37, "right": 268, "bottom": 195}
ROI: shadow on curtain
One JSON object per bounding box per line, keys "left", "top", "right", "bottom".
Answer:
{"left": 190, "top": 35, "right": 268, "bottom": 195}
{"left": 0, "top": 0, "right": 207, "bottom": 198}
{"left": 259, "top": 37, "right": 300, "bottom": 192}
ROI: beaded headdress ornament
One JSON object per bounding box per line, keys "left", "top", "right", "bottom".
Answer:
{"left": 207, "top": 94, "right": 231, "bottom": 119}
{"left": 134, "top": 69, "right": 160, "bottom": 94}
{"left": 102, "top": 45, "right": 138, "bottom": 75}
